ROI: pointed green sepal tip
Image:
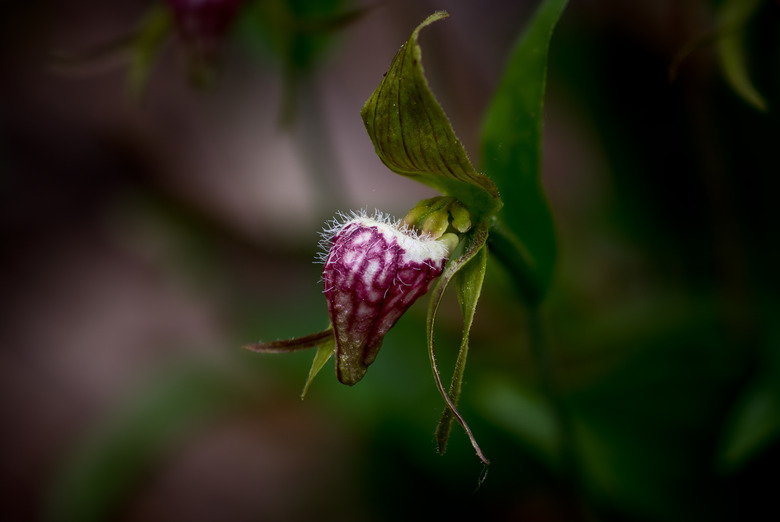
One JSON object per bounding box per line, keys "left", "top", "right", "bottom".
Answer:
{"left": 300, "top": 337, "right": 335, "bottom": 399}
{"left": 716, "top": 0, "right": 768, "bottom": 111}
{"left": 242, "top": 328, "right": 335, "bottom": 398}
{"left": 361, "top": 12, "right": 502, "bottom": 222}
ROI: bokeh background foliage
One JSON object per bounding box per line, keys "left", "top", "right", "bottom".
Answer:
{"left": 1, "top": 0, "right": 779, "bottom": 521}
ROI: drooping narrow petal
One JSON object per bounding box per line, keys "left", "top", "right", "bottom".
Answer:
{"left": 243, "top": 328, "right": 334, "bottom": 354}
{"left": 426, "top": 222, "right": 491, "bottom": 470}
{"left": 322, "top": 213, "right": 451, "bottom": 385}
{"left": 436, "top": 242, "right": 488, "bottom": 454}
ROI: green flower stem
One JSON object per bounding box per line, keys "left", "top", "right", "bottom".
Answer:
{"left": 291, "top": 78, "right": 350, "bottom": 210}
{"left": 486, "top": 219, "right": 540, "bottom": 306}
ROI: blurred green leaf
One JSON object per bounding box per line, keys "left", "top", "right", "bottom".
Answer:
{"left": 361, "top": 11, "right": 503, "bottom": 221}
{"left": 436, "top": 243, "right": 488, "bottom": 454}
{"left": 238, "top": 0, "right": 353, "bottom": 123}
{"left": 717, "top": 377, "right": 780, "bottom": 471}
{"left": 242, "top": 0, "right": 346, "bottom": 70}
{"left": 716, "top": 0, "right": 767, "bottom": 111}
{"left": 717, "top": 321, "right": 780, "bottom": 472}
{"left": 476, "top": 376, "right": 559, "bottom": 469}
{"left": 45, "top": 362, "right": 252, "bottom": 522}
{"left": 562, "top": 298, "right": 739, "bottom": 521}
{"left": 480, "top": 0, "right": 568, "bottom": 303}
{"left": 128, "top": 4, "right": 173, "bottom": 98}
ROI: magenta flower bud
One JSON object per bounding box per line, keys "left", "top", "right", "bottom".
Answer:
{"left": 321, "top": 212, "right": 454, "bottom": 385}
{"left": 164, "top": 0, "right": 244, "bottom": 58}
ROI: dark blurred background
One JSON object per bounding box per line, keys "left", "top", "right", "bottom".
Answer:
{"left": 1, "top": 0, "right": 779, "bottom": 521}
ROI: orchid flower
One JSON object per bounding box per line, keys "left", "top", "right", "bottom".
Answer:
{"left": 244, "top": 4, "right": 566, "bottom": 477}
{"left": 244, "top": 12, "right": 500, "bottom": 471}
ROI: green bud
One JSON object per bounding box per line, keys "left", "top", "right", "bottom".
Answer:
{"left": 402, "top": 203, "right": 429, "bottom": 228}
{"left": 437, "top": 232, "right": 460, "bottom": 256}
{"left": 404, "top": 196, "right": 477, "bottom": 239}
{"left": 421, "top": 209, "right": 451, "bottom": 238}
{"left": 449, "top": 200, "right": 472, "bottom": 233}
{"left": 403, "top": 197, "right": 450, "bottom": 226}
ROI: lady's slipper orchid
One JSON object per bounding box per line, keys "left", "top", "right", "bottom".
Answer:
{"left": 243, "top": 11, "right": 527, "bottom": 474}
{"left": 320, "top": 211, "right": 458, "bottom": 385}
{"left": 243, "top": 205, "right": 490, "bottom": 471}
{"left": 244, "top": 210, "right": 457, "bottom": 385}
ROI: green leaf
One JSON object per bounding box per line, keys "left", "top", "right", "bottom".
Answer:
{"left": 435, "top": 243, "right": 488, "bottom": 455}
{"left": 716, "top": 0, "right": 767, "bottom": 111}
{"left": 426, "top": 222, "right": 491, "bottom": 469}
{"left": 361, "top": 11, "right": 502, "bottom": 221}
{"left": 480, "top": 0, "right": 568, "bottom": 303}
{"left": 128, "top": 4, "right": 173, "bottom": 99}
{"left": 300, "top": 335, "right": 335, "bottom": 399}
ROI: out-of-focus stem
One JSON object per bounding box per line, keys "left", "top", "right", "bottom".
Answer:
{"left": 488, "top": 219, "right": 577, "bottom": 481}
{"left": 527, "top": 306, "right": 577, "bottom": 481}
{"left": 486, "top": 219, "right": 540, "bottom": 306}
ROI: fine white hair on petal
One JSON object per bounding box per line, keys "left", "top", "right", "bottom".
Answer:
{"left": 315, "top": 208, "right": 367, "bottom": 265}
{"left": 314, "top": 208, "right": 444, "bottom": 267}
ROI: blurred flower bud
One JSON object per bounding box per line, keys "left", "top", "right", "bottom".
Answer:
{"left": 164, "top": 0, "right": 244, "bottom": 63}
{"left": 321, "top": 212, "right": 454, "bottom": 385}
